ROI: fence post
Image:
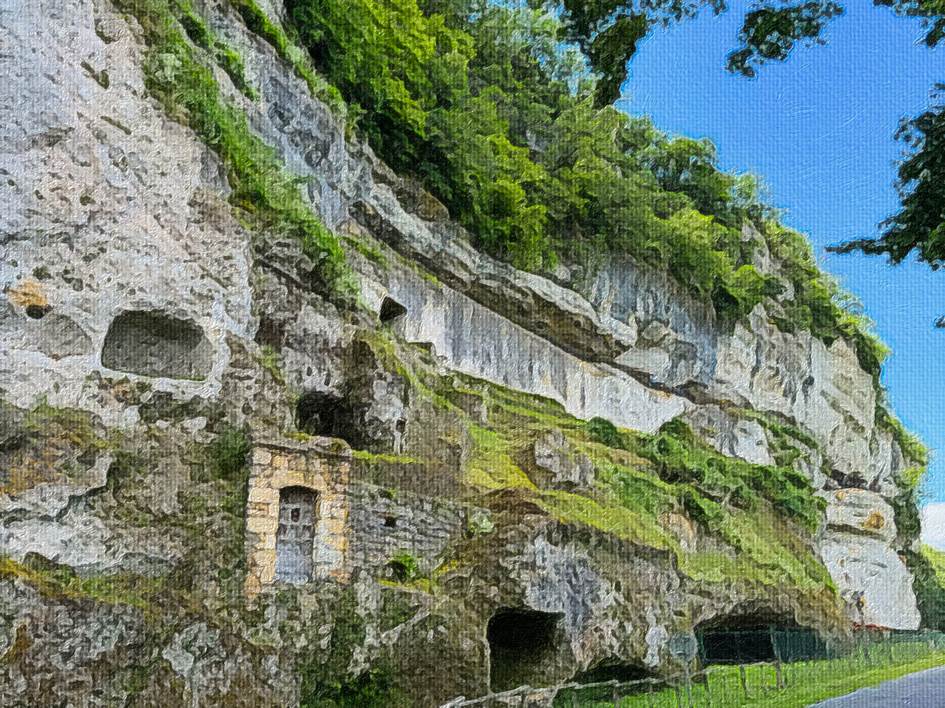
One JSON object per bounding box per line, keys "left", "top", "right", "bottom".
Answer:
{"left": 739, "top": 664, "right": 748, "bottom": 699}
{"left": 683, "top": 663, "right": 693, "bottom": 708}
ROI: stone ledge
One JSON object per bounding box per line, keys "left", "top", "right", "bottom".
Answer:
{"left": 252, "top": 435, "right": 353, "bottom": 460}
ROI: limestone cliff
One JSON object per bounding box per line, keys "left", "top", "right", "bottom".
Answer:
{"left": 0, "top": 0, "right": 927, "bottom": 704}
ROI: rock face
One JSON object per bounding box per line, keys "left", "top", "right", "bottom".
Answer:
{"left": 0, "top": 0, "right": 924, "bottom": 704}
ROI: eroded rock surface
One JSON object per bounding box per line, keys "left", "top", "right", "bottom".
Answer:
{"left": 0, "top": 0, "right": 926, "bottom": 704}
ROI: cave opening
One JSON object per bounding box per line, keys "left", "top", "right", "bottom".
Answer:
{"left": 379, "top": 296, "right": 407, "bottom": 323}
{"left": 571, "top": 660, "right": 651, "bottom": 684}
{"left": 296, "top": 390, "right": 346, "bottom": 438}
{"left": 101, "top": 310, "right": 212, "bottom": 380}
{"left": 696, "top": 613, "right": 823, "bottom": 664}
{"left": 558, "top": 659, "right": 654, "bottom": 702}
{"left": 487, "top": 608, "right": 563, "bottom": 692}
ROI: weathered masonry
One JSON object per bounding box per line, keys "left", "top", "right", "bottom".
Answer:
{"left": 243, "top": 437, "right": 352, "bottom": 598}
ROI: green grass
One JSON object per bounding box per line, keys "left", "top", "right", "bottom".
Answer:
{"left": 600, "top": 645, "right": 945, "bottom": 707}
{"left": 429, "top": 373, "right": 838, "bottom": 601}
{"left": 113, "top": 0, "right": 355, "bottom": 301}
{"left": 342, "top": 235, "right": 389, "bottom": 268}
{"left": 351, "top": 449, "right": 424, "bottom": 465}
{"left": 876, "top": 403, "right": 929, "bottom": 468}
{"left": 257, "top": 344, "right": 286, "bottom": 384}
{"left": 463, "top": 424, "right": 536, "bottom": 490}
{"left": 586, "top": 417, "right": 825, "bottom": 533}
{"left": 441, "top": 381, "right": 837, "bottom": 604}
{"left": 176, "top": 0, "right": 257, "bottom": 99}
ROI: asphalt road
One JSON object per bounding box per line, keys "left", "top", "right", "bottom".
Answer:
{"left": 811, "top": 665, "right": 945, "bottom": 707}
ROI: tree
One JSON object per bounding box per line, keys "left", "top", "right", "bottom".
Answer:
{"left": 538, "top": 0, "right": 945, "bottom": 276}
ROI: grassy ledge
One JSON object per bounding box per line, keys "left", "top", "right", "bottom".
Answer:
{"left": 227, "top": 0, "right": 346, "bottom": 116}
{"left": 0, "top": 556, "right": 161, "bottom": 612}
{"left": 114, "top": 0, "right": 355, "bottom": 301}
{"left": 176, "top": 0, "right": 257, "bottom": 99}
{"left": 447, "top": 374, "right": 834, "bottom": 598}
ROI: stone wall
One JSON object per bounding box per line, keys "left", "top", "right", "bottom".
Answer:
{"left": 347, "top": 482, "right": 473, "bottom": 575}
{"left": 243, "top": 437, "right": 352, "bottom": 598}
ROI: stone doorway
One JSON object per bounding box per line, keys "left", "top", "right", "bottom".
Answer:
{"left": 275, "top": 486, "right": 317, "bottom": 584}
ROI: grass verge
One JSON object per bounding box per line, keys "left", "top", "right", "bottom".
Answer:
{"left": 606, "top": 645, "right": 945, "bottom": 707}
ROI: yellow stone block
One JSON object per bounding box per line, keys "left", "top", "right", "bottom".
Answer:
{"left": 320, "top": 518, "right": 347, "bottom": 537}
{"left": 244, "top": 575, "right": 262, "bottom": 598}
{"left": 247, "top": 501, "right": 271, "bottom": 516}
{"left": 255, "top": 532, "right": 277, "bottom": 550}
{"left": 247, "top": 516, "right": 278, "bottom": 535}
{"left": 283, "top": 469, "right": 307, "bottom": 487}
{"left": 248, "top": 486, "right": 278, "bottom": 504}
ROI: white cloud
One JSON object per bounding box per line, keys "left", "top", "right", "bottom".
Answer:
{"left": 921, "top": 503, "right": 945, "bottom": 550}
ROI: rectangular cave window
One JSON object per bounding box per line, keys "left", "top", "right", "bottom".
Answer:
{"left": 101, "top": 309, "right": 212, "bottom": 380}
{"left": 275, "top": 486, "right": 317, "bottom": 584}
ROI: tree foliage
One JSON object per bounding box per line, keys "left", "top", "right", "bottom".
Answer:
{"left": 832, "top": 86, "right": 945, "bottom": 270}
{"left": 726, "top": 1, "right": 843, "bottom": 77}
{"left": 286, "top": 0, "right": 892, "bottom": 371}
{"left": 534, "top": 0, "right": 945, "bottom": 275}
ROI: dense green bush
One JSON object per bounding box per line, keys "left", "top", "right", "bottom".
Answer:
{"left": 912, "top": 546, "right": 945, "bottom": 630}
{"left": 286, "top": 0, "right": 891, "bottom": 366}
{"left": 206, "top": 426, "right": 251, "bottom": 480}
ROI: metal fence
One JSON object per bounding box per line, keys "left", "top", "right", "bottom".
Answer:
{"left": 442, "top": 630, "right": 945, "bottom": 708}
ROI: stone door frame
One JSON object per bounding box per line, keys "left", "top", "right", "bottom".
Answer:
{"left": 244, "top": 436, "right": 351, "bottom": 598}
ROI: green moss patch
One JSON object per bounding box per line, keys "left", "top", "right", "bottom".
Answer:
{"left": 176, "top": 0, "right": 257, "bottom": 99}
{"left": 0, "top": 400, "right": 112, "bottom": 495}
{"left": 0, "top": 556, "right": 162, "bottom": 612}
{"left": 587, "top": 416, "right": 825, "bottom": 533}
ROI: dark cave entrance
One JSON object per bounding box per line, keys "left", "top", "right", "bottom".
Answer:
{"left": 296, "top": 390, "right": 346, "bottom": 438}
{"left": 696, "top": 613, "right": 825, "bottom": 665}
{"left": 379, "top": 296, "right": 407, "bottom": 324}
{"left": 556, "top": 660, "right": 655, "bottom": 704}
{"left": 571, "top": 660, "right": 651, "bottom": 684}
{"left": 487, "top": 608, "right": 563, "bottom": 692}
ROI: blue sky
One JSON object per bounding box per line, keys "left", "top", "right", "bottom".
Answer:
{"left": 619, "top": 0, "right": 945, "bottom": 507}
